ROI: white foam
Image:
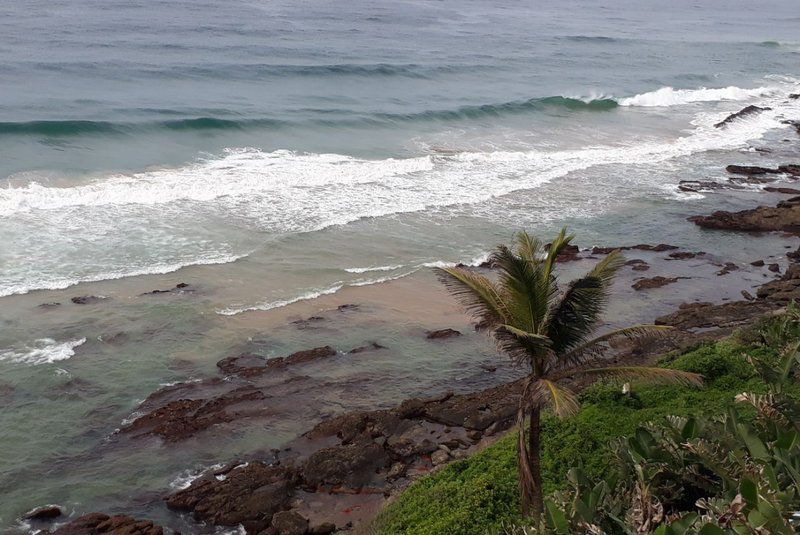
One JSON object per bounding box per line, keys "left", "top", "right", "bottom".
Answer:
{"left": 169, "top": 463, "right": 226, "bottom": 491}
{"left": 0, "top": 337, "right": 85, "bottom": 366}
{"left": 0, "top": 252, "right": 247, "bottom": 298}
{"left": 344, "top": 264, "right": 404, "bottom": 273}
{"left": 217, "top": 283, "right": 345, "bottom": 315}
{"left": 1, "top": 86, "right": 796, "bottom": 297}
{"left": 618, "top": 85, "right": 776, "bottom": 107}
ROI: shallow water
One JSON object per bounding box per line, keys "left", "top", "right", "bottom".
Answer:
{"left": 1, "top": 0, "right": 800, "bottom": 530}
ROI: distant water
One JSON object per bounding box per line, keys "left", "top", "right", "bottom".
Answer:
{"left": 2, "top": 0, "right": 800, "bottom": 529}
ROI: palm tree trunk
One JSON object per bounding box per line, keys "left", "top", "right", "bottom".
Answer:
{"left": 528, "top": 406, "right": 544, "bottom": 516}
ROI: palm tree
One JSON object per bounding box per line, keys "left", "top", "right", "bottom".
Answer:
{"left": 436, "top": 229, "right": 703, "bottom": 518}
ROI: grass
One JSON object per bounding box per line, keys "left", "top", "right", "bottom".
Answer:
{"left": 371, "top": 337, "right": 777, "bottom": 535}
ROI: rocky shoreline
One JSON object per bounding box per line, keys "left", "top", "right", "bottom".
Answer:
{"left": 18, "top": 104, "right": 800, "bottom": 535}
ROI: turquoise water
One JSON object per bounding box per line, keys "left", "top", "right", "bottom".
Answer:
{"left": 1, "top": 0, "right": 800, "bottom": 530}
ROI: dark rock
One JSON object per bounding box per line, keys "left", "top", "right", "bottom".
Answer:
{"left": 667, "top": 251, "right": 703, "bottom": 260}
{"left": 386, "top": 462, "right": 407, "bottom": 481}
{"left": 271, "top": 511, "right": 308, "bottom": 535}
{"left": 655, "top": 300, "right": 779, "bottom": 330}
{"left": 778, "top": 164, "right": 800, "bottom": 176}
{"left": 768, "top": 263, "right": 781, "bottom": 273}
{"left": 166, "top": 462, "right": 297, "bottom": 534}
{"left": 716, "top": 262, "right": 740, "bottom": 276}
{"left": 425, "top": 328, "right": 461, "bottom": 340}
{"left": 788, "top": 247, "right": 800, "bottom": 262}
{"left": 757, "top": 264, "right": 800, "bottom": 301}
{"left": 751, "top": 259, "right": 765, "bottom": 267}
{"left": 592, "top": 244, "right": 677, "bottom": 255}
{"left": 688, "top": 200, "right": 800, "bottom": 234}
{"left": 38, "top": 302, "right": 61, "bottom": 308}
{"left": 141, "top": 284, "right": 192, "bottom": 296}
{"left": 790, "top": 93, "right": 800, "bottom": 100}
{"left": 337, "top": 304, "right": 359, "bottom": 311}
{"left": 349, "top": 342, "right": 386, "bottom": 354}
{"left": 544, "top": 243, "right": 581, "bottom": 262}
{"left": 44, "top": 513, "right": 163, "bottom": 535}
{"left": 70, "top": 296, "right": 106, "bottom": 305}
{"left": 479, "top": 363, "right": 497, "bottom": 372}
{"left": 217, "top": 346, "right": 337, "bottom": 377}
{"left": 764, "top": 187, "right": 800, "bottom": 194}
{"left": 23, "top": 505, "right": 62, "bottom": 520}
{"left": 678, "top": 180, "right": 734, "bottom": 193}
{"left": 302, "top": 440, "right": 389, "bottom": 489}
{"left": 632, "top": 276, "right": 681, "bottom": 291}
{"left": 741, "top": 290, "right": 755, "bottom": 301}
{"left": 714, "top": 105, "right": 771, "bottom": 128}
{"left": 119, "top": 386, "right": 267, "bottom": 441}
{"left": 725, "top": 164, "right": 779, "bottom": 175}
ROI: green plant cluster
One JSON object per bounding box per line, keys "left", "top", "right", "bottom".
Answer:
{"left": 373, "top": 312, "right": 800, "bottom": 535}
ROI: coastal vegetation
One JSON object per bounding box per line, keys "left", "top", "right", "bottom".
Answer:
{"left": 373, "top": 306, "right": 800, "bottom": 534}
{"left": 435, "top": 229, "right": 702, "bottom": 517}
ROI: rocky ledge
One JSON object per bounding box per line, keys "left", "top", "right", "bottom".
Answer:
{"left": 688, "top": 196, "right": 800, "bottom": 234}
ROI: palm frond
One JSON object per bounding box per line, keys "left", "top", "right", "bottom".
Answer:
{"left": 549, "top": 325, "right": 673, "bottom": 375}
{"left": 529, "top": 378, "right": 580, "bottom": 418}
{"left": 492, "top": 243, "right": 552, "bottom": 333}
{"left": 545, "top": 250, "right": 626, "bottom": 354}
{"left": 541, "top": 227, "right": 575, "bottom": 283}
{"left": 494, "top": 324, "right": 553, "bottom": 368}
{"left": 571, "top": 366, "right": 703, "bottom": 388}
{"left": 436, "top": 267, "right": 510, "bottom": 328}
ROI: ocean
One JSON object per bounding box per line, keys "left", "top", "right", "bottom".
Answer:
{"left": 1, "top": 0, "right": 799, "bottom": 529}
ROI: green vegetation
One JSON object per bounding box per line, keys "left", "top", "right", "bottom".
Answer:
{"left": 436, "top": 229, "right": 699, "bottom": 516}
{"left": 373, "top": 314, "right": 800, "bottom": 534}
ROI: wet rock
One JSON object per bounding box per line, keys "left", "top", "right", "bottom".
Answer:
{"left": 44, "top": 513, "right": 163, "bottom": 535}
{"left": 788, "top": 247, "right": 800, "bottom": 262}
{"left": 725, "top": 164, "right": 779, "bottom": 175}
{"left": 70, "top": 296, "right": 106, "bottom": 305}
{"left": 782, "top": 120, "right": 800, "bottom": 135}
{"left": 119, "top": 386, "right": 267, "bottom": 441}
{"left": 349, "top": 342, "right": 386, "bottom": 354}
{"left": 291, "top": 316, "right": 326, "bottom": 329}
{"left": 768, "top": 263, "right": 781, "bottom": 273}
{"left": 302, "top": 440, "right": 389, "bottom": 489}
{"left": 714, "top": 105, "right": 771, "bottom": 128}
{"left": 751, "top": 259, "right": 765, "bottom": 267}
{"left": 678, "top": 180, "right": 733, "bottom": 193}
{"left": 425, "top": 328, "right": 462, "bottom": 340}
{"left": 778, "top": 164, "right": 800, "bottom": 176}
{"left": 592, "top": 244, "right": 677, "bottom": 255}
{"left": 757, "top": 264, "right": 800, "bottom": 301}
{"left": 38, "top": 302, "right": 61, "bottom": 308}
{"left": 337, "top": 304, "right": 359, "bottom": 311}
{"left": 141, "top": 283, "right": 192, "bottom": 295}
{"left": 479, "top": 363, "right": 497, "bottom": 372}
{"left": 667, "top": 251, "right": 704, "bottom": 260}
{"left": 631, "top": 276, "right": 681, "bottom": 291}
{"left": 688, "top": 199, "right": 800, "bottom": 234}
{"left": 741, "top": 290, "right": 755, "bottom": 301}
{"left": 271, "top": 511, "right": 308, "bottom": 535}
{"left": 716, "top": 262, "right": 740, "bottom": 276}
{"left": 23, "top": 505, "right": 62, "bottom": 520}
{"left": 791, "top": 93, "right": 800, "bottom": 100}
{"left": 217, "top": 346, "right": 337, "bottom": 377}
{"left": 764, "top": 186, "right": 800, "bottom": 194}
{"left": 166, "top": 462, "right": 297, "bottom": 534}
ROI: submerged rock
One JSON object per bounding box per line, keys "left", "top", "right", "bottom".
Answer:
{"left": 70, "top": 296, "right": 106, "bottom": 305}
{"left": 23, "top": 505, "right": 62, "bottom": 521}
{"left": 425, "top": 328, "right": 462, "bottom": 340}
{"left": 43, "top": 513, "right": 163, "bottom": 535}
{"left": 714, "top": 105, "right": 771, "bottom": 128}
{"left": 217, "top": 346, "right": 337, "bottom": 377}
{"left": 631, "top": 276, "right": 682, "bottom": 291}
